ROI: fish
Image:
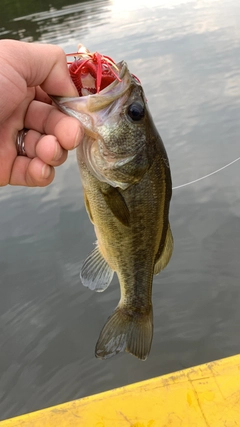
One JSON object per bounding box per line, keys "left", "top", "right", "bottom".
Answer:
{"left": 53, "top": 51, "right": 173, "bottom": 360}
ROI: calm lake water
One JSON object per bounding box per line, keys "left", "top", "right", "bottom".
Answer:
{"left": 1, "top": 0, "right": 240, "bottom": 420}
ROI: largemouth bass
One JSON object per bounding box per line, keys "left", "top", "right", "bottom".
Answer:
{"left": 53, "top": 53, "right": 173, "bottom": 360}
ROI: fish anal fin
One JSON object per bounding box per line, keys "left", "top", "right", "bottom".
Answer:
{"left": 80, "top": 245, "right": 114, "bottom": 292}
{"left": 100, "top": 186, "right": 130, "bottom": 227}
{"left": 95, "top": 305, "right": 153, "bottom": 360}
{"left": 154, "top": 225, "right": 173, "bottom": 275}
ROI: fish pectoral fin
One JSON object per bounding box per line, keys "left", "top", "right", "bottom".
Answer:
{"left": 95, "top": 305, "right": 153, "bottom": 361}
{"left": 100, "top": 186, "right": 130, "bottom": 227}
{"left": 154, "top": 224, "right": 173, "bottom": 275}
{"left": 84, "top": 191, "right": 94, "bottom": 223}
{"left": 80, "top": 245, "right": 114, "bottom": 292}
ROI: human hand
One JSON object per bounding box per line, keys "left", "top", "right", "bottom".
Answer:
{"left": 0, "top": 39, "right": 84, "bottom": 187}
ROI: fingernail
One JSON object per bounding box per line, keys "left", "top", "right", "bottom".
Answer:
{"left": 42, "top": 164, "right": 52, "bottom": 179}
{"left": 74, "top": 126, "right": 83, "bottom": 148}
{"left": 70, "top": 80, "right": 79, "bottom": 97}
{"left": 53, "top": 144, "right": 63, "bottom": 161}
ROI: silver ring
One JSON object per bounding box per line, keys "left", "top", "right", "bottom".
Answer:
{"left": 16, "top": 129, "right": 28, "bottom": 156}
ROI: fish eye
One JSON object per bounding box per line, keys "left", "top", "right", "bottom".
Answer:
{"left": 127, "top": 102, "right": 145, "bottom": 121}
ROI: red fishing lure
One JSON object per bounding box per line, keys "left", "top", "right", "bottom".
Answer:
{"left": 67, "top": 47, "right": 121, "bottom": 96}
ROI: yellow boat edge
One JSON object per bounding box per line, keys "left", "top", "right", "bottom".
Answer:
{"left": 1, "top": 354, "right": 240, "bottom": 427}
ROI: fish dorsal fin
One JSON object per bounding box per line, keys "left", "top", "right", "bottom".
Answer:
{"left": 154, "top": 225, "right": 173, "bottom": 275}
{"left": 100, "top": 186, "right": 130, "bottom": 227}
{"left": 80, "top": 245, "right": 114, "bottom": 292}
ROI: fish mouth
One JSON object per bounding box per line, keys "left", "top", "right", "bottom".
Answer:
{"left": 50, "top": 61, "right": 133, "bottom": 136}
{"left": 85, "top": 61, "right": 132, "bottom": 112}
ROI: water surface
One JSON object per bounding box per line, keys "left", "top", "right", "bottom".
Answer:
{"left": 0, "top": 0, "right": 240, "bottom": 420}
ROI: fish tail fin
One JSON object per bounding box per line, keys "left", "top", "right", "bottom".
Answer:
{"left": 95, "top": 305, "right": 153, "bottom": 361}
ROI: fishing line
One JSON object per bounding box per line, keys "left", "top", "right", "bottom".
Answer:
{"left": 172, "top": 156, "right": 240, "bottom": 190}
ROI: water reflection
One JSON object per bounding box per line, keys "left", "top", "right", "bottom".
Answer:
{"left": 0, "top": 0, "right": 109, "bottom": 42}
{"left": 1, "top": 0, "right": 240, "bottom": 421}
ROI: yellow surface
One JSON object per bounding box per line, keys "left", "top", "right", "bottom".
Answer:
{"left": 1, "top": 354, "right": 240, "bottom": 427}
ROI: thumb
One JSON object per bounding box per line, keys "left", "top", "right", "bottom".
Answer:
{"left": 0, "top": 40, "right": 78, "bottom": 97}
